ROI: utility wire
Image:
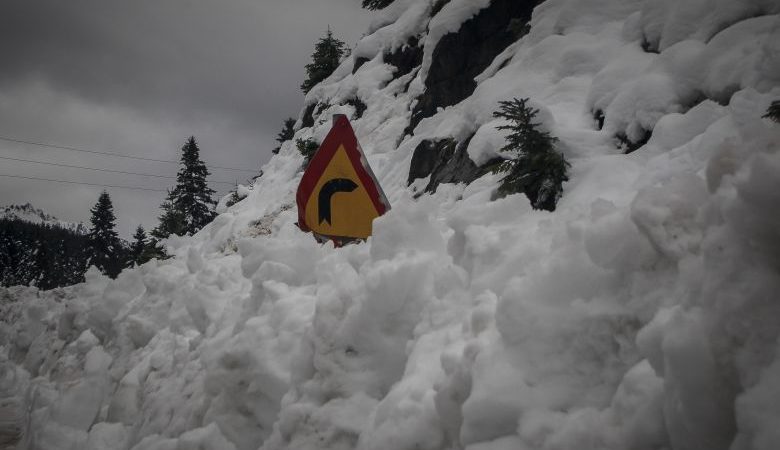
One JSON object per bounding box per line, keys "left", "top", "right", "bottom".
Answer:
{"left": 0, "top": 154, "right": 237, "bottom": 185}
{"left": 0, "top": 173, "right": 170, "bottom": 192}
{"left": 0, "top": 135, "right": 259, "bottom": 173}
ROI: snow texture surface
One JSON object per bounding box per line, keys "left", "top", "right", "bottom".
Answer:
{"left": 1, "top": 1, "right": 779, "bottom": 450}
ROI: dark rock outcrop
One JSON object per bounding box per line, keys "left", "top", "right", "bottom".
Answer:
{"left": 431, "top": 0, "right": 452, "bottom": 17}
{"left": 408, "top": 135, "right": 501, "bottom": 194}
{"left": 384, "top": 37, "right": 423, "bottom": 80}
{"left": 593, "top": 110, "right": 605, "bottom": 130}
{"left": 407, "top": 0, "right": 541, "bottom": 133}
{"left": 408, "top": 139, "right": 446, "bottom": 186}
{"left": 300, "top": 102, "right": 331, "bottom": 128}
{"left": 301, "top": 103, "right": 317, "bottom": 128}
{"left": 640, "top": 36, "right": 660, "bottom": 54}
{"left": 353, "top": 56, "right": 370, "bottom": 74}
{"left": 617, "top": 130, "right": 652, "bottom": 154}
{"left": 345, "top": 97, "right": 368, "bottom": 119}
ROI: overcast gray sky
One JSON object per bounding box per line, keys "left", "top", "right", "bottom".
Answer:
{"left": 0, "top": 0, "right": 373, "bottom": 237}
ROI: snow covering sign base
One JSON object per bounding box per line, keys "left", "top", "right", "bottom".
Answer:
{"left": 296, "top": 114, "right": 390, "bottom": 243}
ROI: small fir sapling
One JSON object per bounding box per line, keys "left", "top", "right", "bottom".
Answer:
{"left": 128, "top": 225, "right": 164, "bottom": 266}
{"left": 273, "top": 118, "right": 296, "bottom": 154}
{"left": 492, "top": 98, "right": 569, "bottom": 211}
{"left": 301, "top": 28, "right": 348, "bottom": 94}
{"left": 152, "top": 197, "right": 186, "bottom": 240}
{"left": 296, "top": 138, "right": 320, "bottom": 165}
{"left": 226, "top": 182, "right": 249, "bottom": 208}
{"left": 129, "top": 225, "right": 148, "bottom": 266}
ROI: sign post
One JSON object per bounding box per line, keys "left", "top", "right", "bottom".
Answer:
{"left": 296, "top": 115, "right": 390, "bottom": 245}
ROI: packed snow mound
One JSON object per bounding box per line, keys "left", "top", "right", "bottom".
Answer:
{"left": 1, "top": 203, "right": 87, "bottom": 234}
{"left": 2, "top": 1, "right": 779, "bottom": 450}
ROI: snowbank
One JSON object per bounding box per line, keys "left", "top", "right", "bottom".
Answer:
{"left": 2, "top": 1, "right": 779, "bottom": 450}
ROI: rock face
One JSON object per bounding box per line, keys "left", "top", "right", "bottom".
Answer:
{"left": 384, "top": 37, "right": 423, "bottom": 80}
{"left": 352, "top": 57, "right": 370, "bottom": 74}
{"left": 408, "top": 0, "right": 540, "bottom": 132}
{"left": 408, "top": 135, "right": 500, "bottom": 194}
{"left": 300, "top": 103, "right": 317, "bottom": 128}
{"left": 618, "top": 130, "right": 652, "bottom": 154}
{"left": 307, "top": 0, "right": 541, "bottom": 191}
{"left": 300, "top": 102, "right": 330, "bottom": 129}
{"left": 345, "top": 97, "right": 368, "bottom": 120}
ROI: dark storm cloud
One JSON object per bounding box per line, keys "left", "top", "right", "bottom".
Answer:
{"left": 0, "top": 0, "right": 372, "bottom": 236}
{"left": 0, "top": 0, "right": 370, "bottom": 135}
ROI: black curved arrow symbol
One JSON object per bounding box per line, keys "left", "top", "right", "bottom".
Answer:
{"left": 319, "top": 178, "right": 358, "bottom": 225}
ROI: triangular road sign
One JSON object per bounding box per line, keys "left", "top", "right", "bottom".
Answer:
{"left": 296, "top": 115, "right": 390, "bottom": 242}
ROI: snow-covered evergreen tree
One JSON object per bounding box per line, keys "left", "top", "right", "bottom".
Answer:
{"left": 129, "top": 225, "right": 146, "bottom": 263}
{"left": 301, "top": 28, "right": 347, "bottom": 94}
{"left": 492, "top": 98, "right": 569, "bottom": 211}
{"left": 87, "top": 191, "right": 125, "bottom": 278}
{"left": 154, "top": 137, "right": 216, "bottom": 237}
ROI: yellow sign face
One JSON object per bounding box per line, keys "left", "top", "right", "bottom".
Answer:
{"left": 296, "top": 114, "right": 389, "bottom": 243}
{"left": 303, "top": 145, "right": 380, "bottom": 239}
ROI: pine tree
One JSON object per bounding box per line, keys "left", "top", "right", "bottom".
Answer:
{"left": 128, "top": 225, "right": 152, "bottom": 266}
{"left": 152, "top": 197, "right": 186, "bottom": 239}
{"left": 492, "top": 98, "right": 570, "bottom": 211}
{"left": 226, "top": 183, "right": 240, "bottom": 207}
{"left": 88, "top": 191, "right": 125, "bottom": 278}
{"left": 154, "top": 136, "right": 217, "bottom": 238}
{"left": 362, "top": 0, "right": 394, "bottom": 10}
{"left": 130, "top": 225, "right": 146, "bottom": 262}
{"left": 273, "top": 118, "right": 296, "bottom": 154}
{"left": 301, "top": 28, "right": 348, "bottom": 94}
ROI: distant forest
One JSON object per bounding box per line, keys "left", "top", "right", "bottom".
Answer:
{"left": 0, "top": 218, "right": 89, "bottom": 289}
{"left": 0, "top": 136, "right": 224, "bottom": 290}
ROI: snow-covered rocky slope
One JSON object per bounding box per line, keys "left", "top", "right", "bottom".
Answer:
{"left": 2, "top": 1, "right": 779, "bottom": 449}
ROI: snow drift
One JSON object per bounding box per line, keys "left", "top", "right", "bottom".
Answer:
{"left": 1, "top": 1, "right": 779, "bottom": 449}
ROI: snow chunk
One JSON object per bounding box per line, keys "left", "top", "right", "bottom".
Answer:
{"left": 355, "top": 0, "right": 430, "bottom": 61}
{"left": 699, "top": 15, "right": 780, "bottom": 102}
{"left": 466, "top": 120, "right": 507, "bottom": 166}
{"left": 638, "top": 0, "right": 779, "bottom": 51}
{"left": 86, "top": 423, "right": 129, "bottom": 450}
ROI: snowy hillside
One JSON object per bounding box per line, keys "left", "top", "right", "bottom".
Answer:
{"left": 2, "top": 1, "right": 779, "bottom": 450}
{"left": 1, "top": 203, "right": 87, "bottom": 234}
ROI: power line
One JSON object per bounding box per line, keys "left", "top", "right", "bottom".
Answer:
{"left": 0, "top": 135, "right": 259, "bottom": 173}
{"left": 0, "top": 173, "right": 170, "bottom": 192}
{"left": 0, "top": 154, "right": 237, "bottom": 185}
